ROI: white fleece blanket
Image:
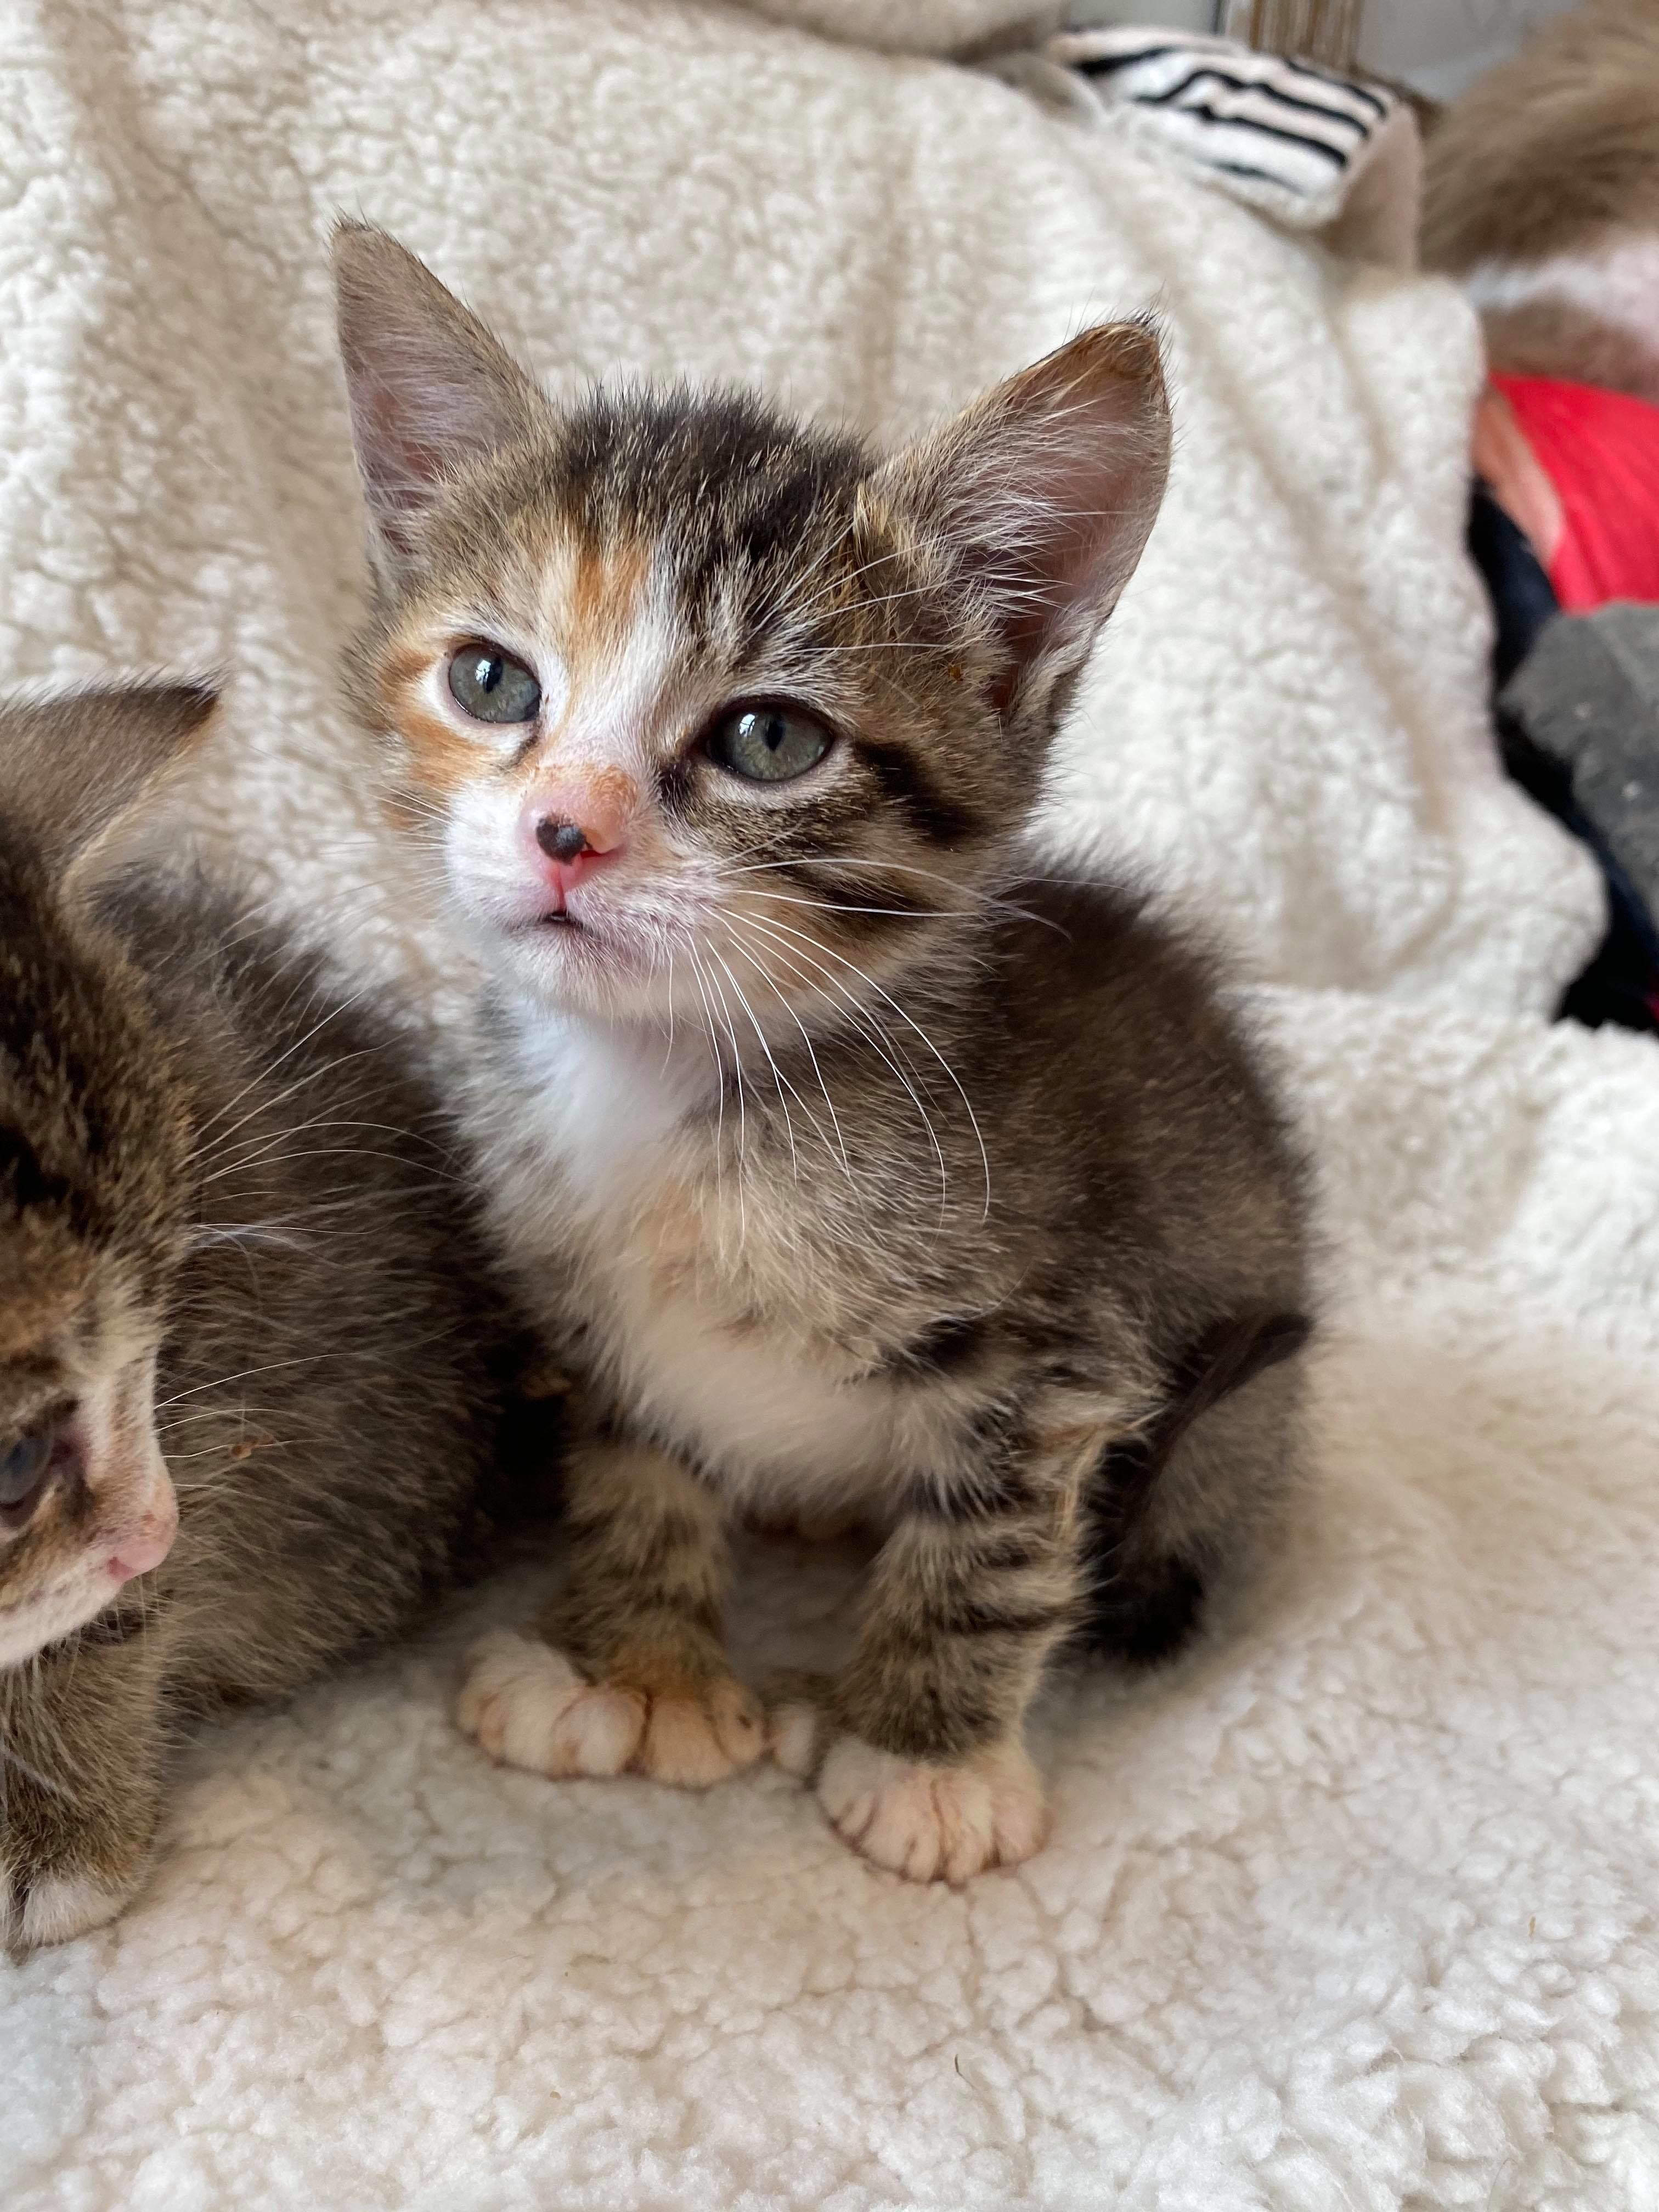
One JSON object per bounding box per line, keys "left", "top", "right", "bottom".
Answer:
{"left": 4, "top": 4, "right": 1658, "bottom": 2206}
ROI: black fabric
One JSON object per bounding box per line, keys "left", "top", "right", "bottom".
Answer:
{"left": 1499, "top": 605, "right": 1659, "bottom": 1034}
{"left": 1497, "top": 703, "right": 1659, "bottom": 1031}
{"left": 1469, "top": 484, "right": 1560, "bottom": 690}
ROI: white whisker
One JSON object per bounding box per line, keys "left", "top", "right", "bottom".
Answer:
{"left": 733, "top": 907, "right": 992, "bottom": 1222}
{"left": 712, "top": 949, "right": 798, "bottom": 1187}
{"left": 699, "top": 949, "right": 751, "bottom": 1242}
{"left": 728, "top": 938, "right": 857, "bottom": 1190}
{"left": 727, "top": 912, "right": 950, "bottom": 1221}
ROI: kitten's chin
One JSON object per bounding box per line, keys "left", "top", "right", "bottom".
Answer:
{"left": 487, "top": 913, "right": 664, "bottom": 1023}
{"left": 0, "top": 1573, "right": 134, "bottom": 1669}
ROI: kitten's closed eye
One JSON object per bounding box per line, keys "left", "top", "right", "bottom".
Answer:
{"left": 703, "top": 703, "right": 833, "bottom": 785}
{"left": 449, "top": 644, "right": 541, "bottom": 725}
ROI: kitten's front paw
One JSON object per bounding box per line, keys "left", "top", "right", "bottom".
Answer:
{"left": 1, "top": 1837, "right": 143, "bottom": 1954}
{"left": 458, "top": 1629, "right": 764, "bottom": 1789}
{"left": 459, "top": 1629, "right": 642, "bottom": 1778}
{"left": 633, "top": 1675, "right": 765, "bottom": 1788}
{"left": 815, "top": 1736, "right": 1048, "bottom": 1884}
{"left": 3, "top": 1867, "right": 132, "bottom": 1951}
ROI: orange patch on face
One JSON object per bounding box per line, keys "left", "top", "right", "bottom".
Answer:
{"left": 513, "top": 753, "right": 637, "bottom": 815}
{"left": 562, "top": 533, "right": 651, "bottom": 678}
{"left": 375, "top": 635, "right": 435, "bottom": 708}
{"left": 391, "top": 700, "right": 492, "bottom": 809}
{"left": 365, "top": 637, "right": 485, "bottom": 817}
{"left": 584, "top": 760, "right": 640, "bottom": 812}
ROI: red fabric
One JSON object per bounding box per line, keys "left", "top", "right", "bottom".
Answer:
{"left": 1492, "top": 373, "right": 1659, "bottom": 612}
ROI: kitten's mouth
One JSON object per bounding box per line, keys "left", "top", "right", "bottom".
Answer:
{"left": 538, "top": 910, "right": 584, "bottom": 931}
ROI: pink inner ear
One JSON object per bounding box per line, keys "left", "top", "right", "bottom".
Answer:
{"left": 347, "top": 354, "right": 520, "bottom": 535}
{"left": 334, "top": 225, "right": 544, "bottom": 541}
{"left": 924, "top": 324, "right": 1172, "bottom": 709}
{"left": 355, "top": 379, "right": 452, "bottom": 521}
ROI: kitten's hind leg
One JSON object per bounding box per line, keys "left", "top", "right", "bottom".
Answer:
{"left": 458, "top": 1434, "right": 764, "bottom": 1790}
{"left": 1084, "top": 1321, "right": 1310, "bottom": 1662}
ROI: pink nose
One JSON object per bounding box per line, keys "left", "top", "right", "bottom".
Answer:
{"left": 520, "top": 775, "right": 633, "bottom": 899}
{"left": 106, "top": 1504, "right": 177, "bottom": 1584}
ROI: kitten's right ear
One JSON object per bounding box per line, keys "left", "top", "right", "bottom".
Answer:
{"left": 873, "top": 321, "right": 1172, "bottom": 731}
{"left": 331, "top": 221, "right": 545, "bottom": 570}
{"left": 0, "top": 681, "right": 218, "bottom": 884}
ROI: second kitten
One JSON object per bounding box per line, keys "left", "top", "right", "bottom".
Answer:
{"left": 1422, "top": 1, "right": 1659, "bottom": 402}
{"left": 0, "top": 681, "right": 543, "bottom": 1946}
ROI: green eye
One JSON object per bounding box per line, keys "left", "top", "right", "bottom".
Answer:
{"left": 706, "top": 703, "right": 833, "bottom": 784}
{"left": 448, "top": 645, "right": 541, "bottom": 725}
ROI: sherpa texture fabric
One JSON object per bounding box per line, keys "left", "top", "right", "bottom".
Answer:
{"left": 2, "top": 3, "right": 1655, "bottom": 2207}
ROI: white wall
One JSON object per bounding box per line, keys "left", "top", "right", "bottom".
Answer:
{"left": 1064, "top": 0, "right": 1579, "bottom": 97}
{"left": 1359, "top": 0, "right": 1575, "bottom": 99}
{"left": 1066, "top": 0, "right": 1215, "bottom": 26}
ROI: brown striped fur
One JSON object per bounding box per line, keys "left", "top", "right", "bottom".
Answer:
{"left": 0, "top": 682, "right": 541, "bottom": 1946}
{"left": 334, "top": 225, "right": 1314, "bottom": 1883}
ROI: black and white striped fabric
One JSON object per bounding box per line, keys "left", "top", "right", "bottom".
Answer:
{"left": 1046, "top": 26, "right": 1404, "bottom": 235}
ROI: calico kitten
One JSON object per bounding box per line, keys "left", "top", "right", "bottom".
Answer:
{"left": 1422, "top": 0, "right": 1659, "bottom": 404}
{"left": 0, "top": 680, "right": 536, "bottom": 1948}
{"left": 334, "top": 224, "right": 1312, "bottom": 1884}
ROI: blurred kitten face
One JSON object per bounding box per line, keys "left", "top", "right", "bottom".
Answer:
{"left": 357, "top": 398, "right": 1022, "bottom": 1029}
{"left": 0, "top": 684, "right": 216, "bottom": 1667}
{"left": 0, "top": 1257, "right": 177, "bottom": 1668}
{"left": 0, "top": 1022, "right": 185, "bottom": 1667}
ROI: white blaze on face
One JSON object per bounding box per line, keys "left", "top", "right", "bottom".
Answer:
{"left": 433, "top": 553, "right": 731, "bottom": 1018}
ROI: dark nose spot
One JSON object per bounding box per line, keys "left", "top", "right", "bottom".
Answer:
{"left": 536, "top": 817, "right": 590, "bottom": 864}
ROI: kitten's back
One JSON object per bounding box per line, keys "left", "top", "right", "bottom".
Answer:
{"left": 0, "top": 682, "right": 554, "bottom": 1944}
{"left": 989, "top": 878, "right": 1307, "bottom": 1301}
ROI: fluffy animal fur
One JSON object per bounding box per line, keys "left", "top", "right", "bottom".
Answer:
{"left": 0, "top": 681, "right": 538, "bottom": 1948}
{"left": 333, "top": 223, "right": 1313, "bottom": 1884}
{"left": 1422, "top": 0, "right": 1659, "bottom": 403}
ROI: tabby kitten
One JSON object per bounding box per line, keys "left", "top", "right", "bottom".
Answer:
{"left": 0, "top": 681, "right": 534, "bottom": 1947}
{"left": 334, "top": 224, "right": 1312, "bottom": 1884}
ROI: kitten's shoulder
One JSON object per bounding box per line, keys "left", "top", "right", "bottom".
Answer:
{"left": 991, "top": 874, "right": 1235, "bottom": 1040}
{"left": 987, "top": 873, "right": 1301, "bottom": 1189}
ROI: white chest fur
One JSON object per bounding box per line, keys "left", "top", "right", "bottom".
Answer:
{"left": 481, "top": 1007, "right": 928, "bottom": 1516}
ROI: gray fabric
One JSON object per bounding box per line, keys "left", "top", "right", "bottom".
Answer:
{"left": 1502, "top": 602, "right": 1659, "bottom": 910}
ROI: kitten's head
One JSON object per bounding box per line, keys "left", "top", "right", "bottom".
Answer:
{"left": 334, "top": 224, "right": 1170, "bottom": 1029}
{"left": 0, "top": 682, "right": 216, "bottom": 1665}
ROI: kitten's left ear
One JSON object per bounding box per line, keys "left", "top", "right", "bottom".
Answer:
{"left": 0, "top": 681, "right": 219, "bottom": 884}
{"left": 332, "top": 220, "right": 546, "bottom": 574}
{"left": 876, "top": 321, "right": 1172, "bottom": 723}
